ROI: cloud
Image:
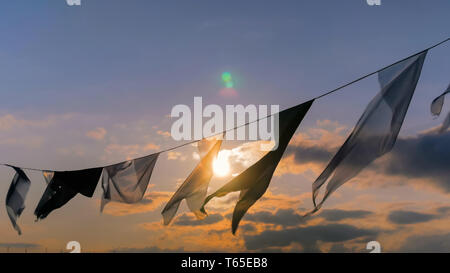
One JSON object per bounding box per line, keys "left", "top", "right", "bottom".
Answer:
{"left": 101, "top": 191, "right": 171, "bottom": 216}
{"left": 319, "top": 209, "right": 373, "bottom": 221}
{"left": 167, "top": 151, "right": 186, "bottom": 161}
{"left": 111, "top": 246, "right": 185, "bottom": 253}
{"left": 174, "top": 213, "right": 224, "bottom": 226}
{"left": 387, "top": 210, "right": 437, "bottom": 225}
{"left": 244, "top": 224, "right": 378, "bottom": 252}
{"left": 282, "top": 124, "right": 450, "bottom": 195}
{"left": 0, "top": 113, "right": 75, "bottom": 131}
{"left": 86, "top": 127, "right": 107, "bottom": 140}
{"left": 104, "top": 142, "right": 160, "bottom": 160}
{"left": 397, "top": 233, "right": 450, "bottom": 252}
{"left": 286, "top": 145, "right": 333, "bottom": 165}
{"left": 157, "top": 130, "right": 171, "bottom": 137}
{"left": 0, "top": 243, "right": 40, "bottom": 249}
{"left": 381, "top": 131, "right": 450, "bottom": 193}
{"left": 243, "top": 209, "right": 303, "bottom": 227}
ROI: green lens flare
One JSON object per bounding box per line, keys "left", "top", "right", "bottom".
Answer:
{"left": 221, "top": 72, "right": 232, "bottom": 82}
{"left": 225, "top": 81, "right": 234, "bottom": 88}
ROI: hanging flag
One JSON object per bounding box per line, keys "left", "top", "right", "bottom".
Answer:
{"left": 200, "top": 100, "right": 314, "bottom": 234}
{"left": 430, "top": 83, "right": 450, "bottom": 117}
{"left": 430, "top": 83, "right": 450, "bottom": 133}
{"left": 100, "top": 153, "right": 159, "bottom": 211}
{"left": 5, "top": 166, "right": 31, "bottom": 235}
{"left": 34, "top": 167, "right": 103, "bottom": 220}
{"left": 307, "top": 52, "right": 428, "bottom": 215}
{"left": 162, "top": 138, "right": 222, "bottom": 225}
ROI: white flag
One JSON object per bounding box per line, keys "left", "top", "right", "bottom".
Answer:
{"left": 162, "top": 138, "right": 222, "bottom": 225}
{"left": 101, "top": 153, "right": 159, "bottom": 211}
{"left": 308, "top": 52, "right": 427, "bottom": 215}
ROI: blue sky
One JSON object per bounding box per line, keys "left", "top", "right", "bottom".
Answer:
{"left": 0, "top": 0, "right": 449, "bottom": 252}
{"left": 1, "top": 1, "right": 448, "bottom": 119}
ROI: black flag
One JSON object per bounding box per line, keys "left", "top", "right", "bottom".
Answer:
{"left": 201, "top": 100, "right": 314, "bottom": 234}
{"left": 34, "top": 167, "right": 103, "bottom": 220}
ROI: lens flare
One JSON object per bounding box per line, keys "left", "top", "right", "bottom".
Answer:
{"left": 221, "top": 72, "right": 232, "bottom": 83}
{"left": 213, "top": 151, "right": 231, "bottom": 177}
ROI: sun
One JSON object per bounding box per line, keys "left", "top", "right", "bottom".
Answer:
{"left": 213, "top": 151, "right": 231, "bottom": 177}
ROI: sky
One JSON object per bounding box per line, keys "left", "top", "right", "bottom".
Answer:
{"left": 0, "top": 0, "right": 449, "bottom": 252}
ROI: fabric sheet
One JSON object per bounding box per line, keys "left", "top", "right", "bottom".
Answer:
{"left": 308, "top": 52, "right": 427, "bottom": 215}
{"left": 35, "top": 167, "right": 103, "bottom": 220}
{"left": 430, "top": 83, "right": 450, "bottom": 117}
{"left": 5, "top": 166, "right": 31, "bottom": 235}
{"left": 101, "top": 153, "right": 159, "bottom": 211}
{"left": 162, "top": 138, "right": 222, "bottom": 225}
{"left": 201, "top": 100, "right": 314, "bottom": 234}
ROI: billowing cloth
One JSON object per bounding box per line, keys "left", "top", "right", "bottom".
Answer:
{"left": 430, "top": 83, "right": 450, "bottom": 133}
{"left": 35, "top": 167, "right": 103, "bottom": 220}
{"left": 101, "top": 153, "right": 159, "bottom": 211}
{"left": 430, "top": 83, "right": 450, "bottom": 117}
{"left": 201, "top": 100, "right": 314, "bottom": 234}
{"left": 5, "top": 166, "right": 31, "bottom": 235}
{"left": 162, "top": 138, "right": 222, "bottom": 225}
{"left": 308, "top": 52, "right": 427, "bottom": 215}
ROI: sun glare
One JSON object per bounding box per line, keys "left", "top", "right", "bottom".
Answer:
{"left": 213, "top": 151, "right": 231, "bottom": 177}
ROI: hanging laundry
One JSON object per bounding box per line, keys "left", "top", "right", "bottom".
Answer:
{"left": 35, "top": 167, "right": 103, "bottom": 220}
{"left": 5, "top": 166, "right": 31, "bottom": 235}
{"left": 308, "top": 52, "right": 428, "bottom": 215}
{"left": 101, "top": 153, "right": 159, "bottom": 211}
{"left": 201, "top": 100, "right": 314, "bottom": 234}
{"left": 162, "top": 138, "right": 222, "bottom": 225}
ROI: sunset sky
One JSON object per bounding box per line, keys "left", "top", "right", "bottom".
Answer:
{"left": 0, "top": 0, "right": 449, "bottom": 252}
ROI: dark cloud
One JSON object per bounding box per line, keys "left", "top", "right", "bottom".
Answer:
{"left": 387, "top": 210, "right": 436, "bottom": 225}
{"left": 436, "top": 206, "right": 450, "bottom": 214}
{"left": 319, "top": 209, "right": 373, "bottom": 221}
{"left": 287, "top": 131, "right": 450, "bottom": 193}
{"left": 328, "top": 243, "right": 361, "bottom": 253}
{"left": 240, "top": 224, "right": 257, "bottom": 233}
{"left": 244, "top": 224, "right": 377, "bottom": 252}
{"left": 244, "top": 209, "right": 303, "bottom": 226}
{"left": 383, "top": 131, "right": 450, "bottom": 192}
{"left": 174, "top": 213, "right": 224, "bottom": 226}
{"left": 111, "top": 246, "right": 185, "bottom": 253}
{"left": 0, "top": 243, "right": 40, "bottom": 249}
{"left": 398, "top": 233, "right": 450, "bottom": 252}
{"left": 286, "top": 145, "right": 333, "bottom": 165}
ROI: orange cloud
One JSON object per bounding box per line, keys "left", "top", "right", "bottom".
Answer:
{"left": 157, "top": 130, "right": 171, "bottom": 137}
{"left": 104, "top": 142, "right": 160, "bottom": 160}
{"left": 86, "top": 127, "right": 107, "bottom": 140}
{"left": 101, "top": 191, "right": 172, "bottom": 216}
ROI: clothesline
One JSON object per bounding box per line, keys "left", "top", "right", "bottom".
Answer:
{"left": 2, "top": 37, "right": 449, "bottom": 172}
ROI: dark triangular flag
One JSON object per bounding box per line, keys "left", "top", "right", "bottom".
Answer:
{"left": 201, "top": 100, "right": 314, "bottom": 234}
{"left": 34, "top": 167, "right": 103, "bottom": 220}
